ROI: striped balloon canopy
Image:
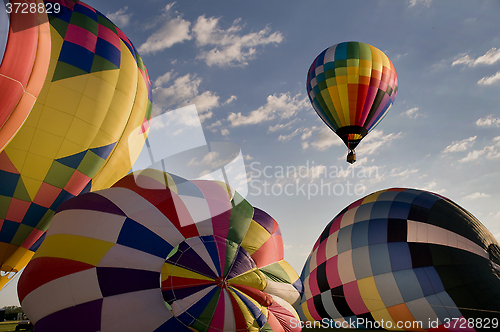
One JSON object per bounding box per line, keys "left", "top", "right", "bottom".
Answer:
{"left": 19, "top": 169, "right": 302, "bottom": 332}
{"left": 306, "top": 41, "right": 398, "bottom": 160}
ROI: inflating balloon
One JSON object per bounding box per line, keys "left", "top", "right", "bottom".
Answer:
{"left": 0, "top": 0, "right": 51, "bottom": 152}
{"left": 297, "top": 188, "right": 500, "bottom": 330}
{"left": 19, "top": 169, "right": 302, "bottom": 332}
{"left": 306, "top": 41, "right": 398, "bottom": 163}
{"left": 0, "top": 0, "right": 152, "bottom": 290}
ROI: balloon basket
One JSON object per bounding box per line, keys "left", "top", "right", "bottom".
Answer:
{"left": 347, "top": 151, "right": 356, "bottom": 164}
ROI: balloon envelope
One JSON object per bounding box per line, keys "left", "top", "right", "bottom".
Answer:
{"left": 0, "top": 0, "right": 152, "bottom": 290}
{"left": 19, "top": 169, "right": 302, "bottom": 332}
{"left": 0, "top": 0, "right": 51, "bottom": 152}
{"left": 298, "top": 188, "right": 500, "bottom": 330}
{"left": 306, "top": 41, "right": 398, "bottom": 152}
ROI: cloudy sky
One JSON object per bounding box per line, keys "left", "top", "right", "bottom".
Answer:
{"left": 3, "top": 0, "right": 500, "bottom": 306}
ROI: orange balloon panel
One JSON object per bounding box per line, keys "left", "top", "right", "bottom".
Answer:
{"left": 0, "top": 0, "right": 51, "bottom": 152}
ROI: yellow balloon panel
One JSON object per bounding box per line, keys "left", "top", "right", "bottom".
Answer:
{"left": 34, "top": 234, "right": 115, "bottom": 267}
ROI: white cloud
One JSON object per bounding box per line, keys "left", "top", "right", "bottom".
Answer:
{"left": 186, "top": 151, "right": 241, "bottom": 178}
{"left": 228, "top": 108, "right": 268, "bottom": 126}
{"left": 154, "top": 70, "right": 174, "bottom": 87}
{"left": 153, "top": 73, "right": 201, "bottom": 106}
{"left": 422, "top": 180, "right": 437, "bottom": 191}
{"left": 193, "top": 15, "right": 283, "bottom": 67}
{"left": 206, "top": 120, "right": 221, "bottom": 132}
{"left": 355, "top": 130, "right": 402, "bottom": 156}
{"left": 431, "top": 59, "right": 449, "bottom": 71}
{"left": 389, "top": 168, "right": 419, "bottom": 179}
{"left": 107, "top": 7, "right": 132, "bottom": 27}
{"left": 301, "top": 127, "right": 316, "bottom": 140}
{"left": 207, "top": 122, "right": 232, "bottom": 137}
{"left": 402, "top": 107, "right": 420, "bottom": 118}
{"left": 452, "top": 48, "right": 500, "bottom": 67}
{"left": 464, "top": 192, "right": 491, "bottom": 200}
{"left": 309, "top": 127, "right": 343, "bottom": 151}
{"left": 488, "top": 211, "right": 500, "bottom": 219}
{"left": 268, "top": 119, "right": 301, "bottom": 133}
{"left": 227, "top": 93, "right": 307, "bottom": 126}
{"left": 459, "top": 150, "right": 484, "bottom": 162}
{"left": 188, "top": 151, "right": 221, "bottom": 167}
{"left": 278, "top": 128, "right": 300, "bottom": 142}
{"left": 408, "top": 0, "right": 432, "bottom": 7}
{"left": 138, "top": 5, "right": 191, "bottom": 54}
{"left": 478, "top": 71, "right": 500, "bottom": 85}
{"left": 452, "top": 54, "right": 474, "bottom": 67}
{"left": 420, "top": 180, "right": 446, "bottom": 194}
{"left": 459, "top": 136, "right": 500, "bottom": 162}
{"left": 223, "top": 95, "right": 237, "bottom": 105}
{"left": 475, "top": 48, "right": 500, "bottom": 66}
{"left": 153, "top": 73, "right": 219, "bottom": 119}
{"left": 476, "top": 114, "right": 500, "bottom": 127}
{"left": 443, "top": 136, "right": 476, "bottom": 153}
{"left": 302, "top": 128, "right": 401, "bottom": 154}
{"left": 149, "top": 105, "right": 201, "bottom": 134}
{"left": 138, "top": 5, "right": 282, "bottom": 67}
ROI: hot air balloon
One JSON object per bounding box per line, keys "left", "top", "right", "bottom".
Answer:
{"left": 0, "top": 0, "right": 51, "bottom": 152}
{"left": 18, "top": 169, "right": 302, "bottom": 332}
{"left": 0, "top": 0, "right": 152, "bottom": 290}
{"left": 306, "top": 41, "right": 398, "bottom": 163}
{"left": 297, "top": 188, "right": 500, "bottom": 330}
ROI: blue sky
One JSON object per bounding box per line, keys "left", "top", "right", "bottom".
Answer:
{"left": 2, "top": 0, "right": 500, "bottom": 306}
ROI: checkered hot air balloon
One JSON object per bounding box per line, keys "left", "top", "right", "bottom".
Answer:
{"left": 18, "top": 169, "right": 303, "bottom": 332}
{"left": 306, "top": 41, "right": 398, "bottom": 164}
{"left": 0, "top": 0, "right": 152, "bottom": 290}
{"left": 297, "top": 188, "right": 500, "bottom": 330}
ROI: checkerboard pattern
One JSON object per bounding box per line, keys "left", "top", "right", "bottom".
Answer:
{"left": 298, "top": 188, "right": 500, "bottom": 330}
{"left": 306, "top": 42, "right": 398, "bottom": 147}
{"left": 0, "top": 142, "right": 115, "bottom": 246}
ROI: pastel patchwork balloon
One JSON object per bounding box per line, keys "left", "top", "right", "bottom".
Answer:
{"left": 298, "top": 188, "right": 500, "bottom": 330}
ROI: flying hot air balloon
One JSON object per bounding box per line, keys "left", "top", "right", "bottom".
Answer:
{"left": 0, "top": 0, "right": 152, "bottom": 290}
{"left": 0, "top": 0, "right": 51, "bottom": 152}
{"left": 306, "top": 41, "right": 398, "bottom": 163}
